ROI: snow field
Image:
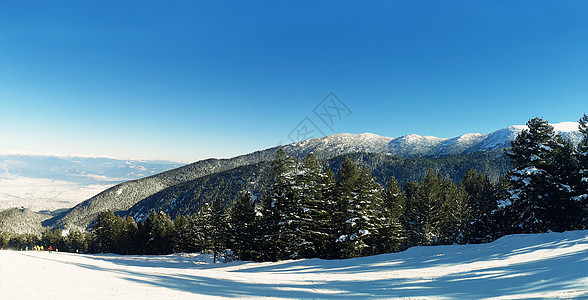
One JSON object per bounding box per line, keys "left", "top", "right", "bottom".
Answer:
{"left": 1, "top": 231, "right": 587, "bottom": 299}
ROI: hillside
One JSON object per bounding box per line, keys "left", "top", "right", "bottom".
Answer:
{"left": 2, "top": 230, "right": 587, "bottom": 299}
{"left": 0, "top": 208, "right": 52, "bottom": 234}
{"left": 50, "top": 122, "right": 581, "bottom": 231}
{"left": 126, "top": 150, "right": 510, "bottom": 222}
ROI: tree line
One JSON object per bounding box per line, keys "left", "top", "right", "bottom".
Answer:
{"left": 2, "top": 115, "right": 587, "bottom": 262}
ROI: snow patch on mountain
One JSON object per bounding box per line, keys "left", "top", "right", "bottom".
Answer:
{"left": 292, "top": 121, "right": 582, "bottom": 159}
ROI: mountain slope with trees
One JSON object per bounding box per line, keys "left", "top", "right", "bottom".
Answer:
{"left": 33, "top": 121, "right": 585, "bottom": 232}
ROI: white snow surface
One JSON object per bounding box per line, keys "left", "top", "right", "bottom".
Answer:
{"left": 2, "top": 230, "right": 587, "bottom": 299}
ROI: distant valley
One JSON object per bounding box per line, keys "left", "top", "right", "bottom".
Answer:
{"left": 0, "top": 154, "right": 182, "bottom": 212}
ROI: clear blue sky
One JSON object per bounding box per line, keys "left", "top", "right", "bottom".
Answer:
{"left": 1, "top": 1, "right": 587, "bottom": 163}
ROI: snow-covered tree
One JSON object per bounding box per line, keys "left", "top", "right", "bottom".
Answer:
{"left": 296, "top": 153, "right": 332, "bottom": 258}
{"left": 332, "top": 157, "right": 386, "bottom": 258}
{"left": 502, "top": 117, "right": 578, "bottom": 233}
{"left": 404, "top": 170, "right": 446, "bottom": 246}
{"left": 332, "top": 157, "right": 359, "bottom": 258}
{"left": 576, "top": 114, "right": 588, "bottom": 227}
{"left": 378, "top": 176, "right": 406, "bottom": 253}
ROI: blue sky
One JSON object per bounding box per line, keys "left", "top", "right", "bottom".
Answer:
{"left": 1, "top": 1, "right": 587, "bottom": 163}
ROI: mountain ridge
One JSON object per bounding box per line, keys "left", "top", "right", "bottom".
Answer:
{"left": 41, "top": 121, "right": 585, "bottom": 231}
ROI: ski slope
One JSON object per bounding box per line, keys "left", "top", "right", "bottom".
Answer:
{"left": 1, "top": 231, "right": 587, "bottom": 299}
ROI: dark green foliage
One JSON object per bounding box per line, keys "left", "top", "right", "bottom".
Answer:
{"left": 172, "top": 214, "right": 195, "bottom": 253}
{"left": 93, "top": 211, "right": 124, "bottom": 253}
{"left": 227, "top": 192, "right": 257, "bottom": 261}
{"left": 140, "top": 211, "right": 174, "bottom": 255}
{"left": 332, "top": 157, "right": 359, "bottom": 258}
{"left": 120, "top": 150, "right": 511, "bottom": 229}
{"left": 295, "top": 153, "right": 332, "bottom": 259}
{"left": 194, "top": 200, "right": 228, "bottom": 263}
{"left": 461, "top": 170, "right": 499, "bottom": 243}
{"left": 404, "top": 170, "right": 448, "bottom": 246}
{"left": 576, "top": 114, "right": 588, "bottom": 226}
{"left": 380, "top": 177, "right": 406, "bottom": 252}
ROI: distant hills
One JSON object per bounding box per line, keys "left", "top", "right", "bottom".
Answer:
{"left": 0, "top": 154, "right": 182, "bottom": 217}
{"left": 1, "top": 122, "right": 582, "bottom": 233}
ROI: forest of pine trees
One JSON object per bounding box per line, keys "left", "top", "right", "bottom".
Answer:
{"left": 2, "top": 115, "right": 587, "bottom": 262}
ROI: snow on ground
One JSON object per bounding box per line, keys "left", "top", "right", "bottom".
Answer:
{"left": 1, "top": 231, "right": 587, "bottom": 299}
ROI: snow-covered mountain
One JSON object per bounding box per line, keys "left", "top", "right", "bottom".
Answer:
{"left": 286, "top": 121, "right": 582, "bottom": 158}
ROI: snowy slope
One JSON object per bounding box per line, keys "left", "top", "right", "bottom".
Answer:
{"left": 2, "top": 230, "right": 587, "bottom": 299}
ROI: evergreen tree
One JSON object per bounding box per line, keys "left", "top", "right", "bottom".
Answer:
{"left": 380, "top": 176, "right": 406, "bottom": 253}
{"left": 577, "top": 114, "right": 588, "bottom": 227}
{"left": 93, "top": 210, "right": 123, "bottom": 253}
{"left": 228, "top": 191, "right": 257, "bottom": 261}
{"left": 141, "top": 211, "right": 174, "bottom": 254}
{"left": 404, "top": 170, "right": 445, "bottom": 246}
{"left": 503, "top": 117, "right": 574, "bottom": 233}
{"left": 172, "top": 214, "right": 194, "bottom": 253}
{"left": 461, "top": 169, "right": 499, "bottom": 243}
{"left": 351, "top": 167, "right": 387, "bottom": 256}
{"left": 297, "top": 153, "right": 331, "bottom": 258}
{"left": 195, "top": 200, "right": 228, "bottom": 262}
{"left": 66, "top": 230, "right": 89, "bottom": 253}
{"left": 548, "top": 138, "right": 582, "bottom": 231}
{"left": 253, "top": 193, "right": 279, "bottom": 262}
{"left": 319, "top": 166, "right": 338, "bottom": 259}
{"left": 332, "top": 156, "right": 359, "bottom": 258}
{"left": 439, "top": 179, "right": 470, "bottom": 244}
{"left": 269, "top": 149, "right": 303, "bottom": 260}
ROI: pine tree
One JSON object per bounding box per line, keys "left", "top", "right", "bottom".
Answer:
{"left": 461, "top": 169, "right": 499, "bottom": 243}
{"left": 269, "top": 149, "right": 304, "bottom": 260}
{"left": 172, "top": 214, "right": 194, "bottom": 253}
{"left": 380, "top": 176, "right": 406, "bottom": 253}
{"left": 141, "top": 211, "right": 174, "bottom": 255}
{"left": 120, "top": 216, "right": 138, "bottom": 254}
{"left": 503, "top": 117, "right": 574, "bottom": 233}
{"left": 319, "top": 166, "right": 338, "bottom": 259}
{"left": 577, "top": 114, "right": 588, "bottom": 227}
{"left": 332, "top": 156, "right": 359, "bottom": 258}
{"left": 195, "top": 200, "right": 228, "bottom": 262}
{"left": 93, "top": 210, "right": 123, "bottom": 253}
{"left": 548, "top": 138, "right": 582, "bottom": 231}
{"left": 253, "top": 194, "right": 279, "bottom": 261}
{"left": 352, "top": 167, "right": 387, "bottom": 256}
{"left": 439, "top": 179, "right": 470, "bottom": 245}
{"left": 297, "top": 153, "right": 331, "bottom": 259}
{"left": 404, "top": 170, "right": 445, "bottom": 246}
{"left": 228, "top": 191, "right": 257, "bottom": 261}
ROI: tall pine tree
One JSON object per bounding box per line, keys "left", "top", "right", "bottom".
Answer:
{"left": 228, "top": 191, "right": 257, "bottom": 261}
{"left": 503, "top": 117, "right": 575, "bottom": 233}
